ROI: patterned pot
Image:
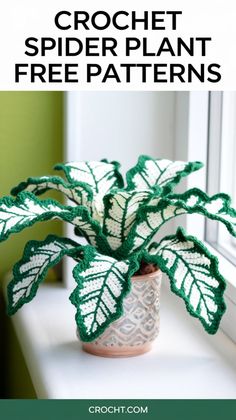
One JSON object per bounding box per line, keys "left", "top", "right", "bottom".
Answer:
{"left": 80, "top": 269, "right": 162, "bottom": 357}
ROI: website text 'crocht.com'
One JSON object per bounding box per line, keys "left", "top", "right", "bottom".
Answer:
{"left": 88, "top": 404, "right": 149, "bottom": 415}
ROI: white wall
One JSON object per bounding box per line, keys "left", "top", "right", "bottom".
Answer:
{"left": 66, "top": 91, "right": 176, "bottom": 174}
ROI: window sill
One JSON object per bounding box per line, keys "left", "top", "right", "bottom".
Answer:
{"left": 6, "top": 282, "right": 236, "bottom": 399}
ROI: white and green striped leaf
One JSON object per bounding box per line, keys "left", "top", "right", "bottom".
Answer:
{"left": 70, "top": 248, "right": 138, "bottom": 341}
{"left": 168, "top": 189, "right": 236, "bottom": 236}
{"left": 55, "top": 160, "right": 123, "bottom": 222}
{"left": 0, "top": 192, "right": 109, "bottom": 253}
{"left": 126, "top": 155, "right": 203, "bottom": 193}
{"left": 73, "top": 213, "right": 106, "bottom": 251}
{"left": 0, "top": 192, "right": 71, "bottom": 242}
{"left": 103, "top": 189, "right": 154, "bottom": 250}
{"left": 55, "top": 160, "right": 123, "bottom": 197}
{"left": 117, "top": 197, "right": 183, "bottom": 256}
{"left": 7, "top": 235, "right": 82, "bottom": 315}
{"left": 11, "top": 176, "right": 93, "bottom": 207}
{"left": 118, "top": 189, "right": 236, "bottom": 256}
{"left": 147, "top": 228, "right": 226, "bottom": 334}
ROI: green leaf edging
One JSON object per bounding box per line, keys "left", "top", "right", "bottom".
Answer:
{"left": 126, "top": 155, "right": 203, "bottom": 193}
{"left": 7, "top": 235, "right": 83, "bottom": 315}
{"left": 11, "top": 175, "right": 94, "bottom": 205}
{"left": 144, "top": 227, "right": 226, "bottom": 334}
{"left": 70, "top": 248, "right": 139, "bottom": 342}
{"left": 168, "top": 188, "right": 236, "bottom": 237}
{"left": 55, "top": 159, "right": 124, "bottom": 194}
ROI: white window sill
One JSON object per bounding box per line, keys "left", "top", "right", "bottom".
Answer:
{"left": 7, "top": 281, "right": 236, "bottom": 399}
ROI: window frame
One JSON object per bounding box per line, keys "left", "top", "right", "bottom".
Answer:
{"left": 175, "top": 91, "right": 236, "bottom": 342}
{"left": 63, "top": 92, "right": 87, "bottom": 289}
{"left": 205, "top": 92, "right": 222, "bottom": 245}
{"left": 174, "top": 91, "right": 209, "bottom": 240}
{"left": 206, "top": 91, "right": 236, "bottom": 266}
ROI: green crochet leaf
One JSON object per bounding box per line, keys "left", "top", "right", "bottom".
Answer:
{"left": 73, "top": 211, "right": 110, "bottom": 252}
{"left": 70, "top": 248, "right": 138, "bottom": 342}
{"left": 55, "top": 160, "right": 124, "bottom": 223}
{"left": 146, "top": 228, "right": 226, "bottom": 334}
{"left": 103, "top": 189, "right": 157, "bottom": 251}
{"left": 0, "top": 192, "right": 72, "bottom": 242}
{"left": 168, "top": 188, "right": 236, "bottom": 237}
{"left": 118, "top": 188, "right": 236, "bottom": 256}
{"left": 7, "top": 235, "right": 82, "bottom": 315}
{"left": 55, "top": 160, "right": 124, "bottom": 196}
{"left": 11, "top": 175, "right": 93, "bottom": 206}
{"left": 0, "top": 192, "right": 109, "bottom": 252}
{"left": 126, "top": 155, "right": 203, "bottom": 194}
{"left": 1, "top": 155, "right": 233, "bottom": 339}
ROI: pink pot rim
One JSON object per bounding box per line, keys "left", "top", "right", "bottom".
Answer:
{"left": 131, "top": 267, "right": 161, "bottom": 282}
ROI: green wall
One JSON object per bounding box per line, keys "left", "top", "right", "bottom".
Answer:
{"left": 0, "top": 92, "right": 63, "bottom": 277}
{"left": 0, "top": 92, "right": 63, "bottom": 398}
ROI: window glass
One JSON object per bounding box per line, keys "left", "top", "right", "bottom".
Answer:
{"left": 206, "top": 92, "right": 236, "bottom": 265}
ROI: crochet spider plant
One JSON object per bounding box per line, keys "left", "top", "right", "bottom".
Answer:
{"left": 0, "top": 156, "right": 235, "bottom": 342}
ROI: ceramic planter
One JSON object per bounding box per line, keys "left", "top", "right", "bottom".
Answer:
{"left": 79, "top": 269, "right": 162, "bottom": 357}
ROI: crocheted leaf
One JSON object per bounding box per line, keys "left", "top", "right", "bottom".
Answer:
{"left": 11, "top": 176, "right": 93, "bottom": 206}
{"left": 117, "top": 197, "right": 180, "bottom": 256}
{"left": 147, "top": 228, "right": 226, "bottom": 334}
{"left": 7, "top": 235, "right": 82, "bottom": 315}
{"left": 103, "top": 189, "right": 154, "bottom": 250}
{"left": 168, "top": 189, "right": 236, "bottom": 237}
{"left": 55, "top": 160, "right": 123, "bottom": 197}
{"left": 70, "top": 249, "right": 138, "bottom": 342}
{"left": 55, "top": 160, "right": 124, "bottom": 222}
{"left": 126, "top": 155, "right": 203, "bottom": 193}
{"left": 0, "top": 192, "right": 72, "bottom": 242}
{"left": 119, "top": 189, "right": 236, "bottom": 256}
{"left": 73, "top": 210, "right": 109, "bottom": 251}
{"left": 0, "top": 192, "right": 107, "bottom": 251}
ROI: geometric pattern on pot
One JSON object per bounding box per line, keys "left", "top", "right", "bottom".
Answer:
{"left": 86, "top": 272, "right": 161, "bottom": 347}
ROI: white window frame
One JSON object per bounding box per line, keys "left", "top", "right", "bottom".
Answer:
{"left": 175, "top": 91, "right": 236, "bottom": 342}
{"left": 174, "top": 91, "right": 208, "bottom": 240}
{"left": 206, "top": 92, "right": 236, "bottom": 265}
{"left": 63, "top": 92, "right": 86, "bottom": 289}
